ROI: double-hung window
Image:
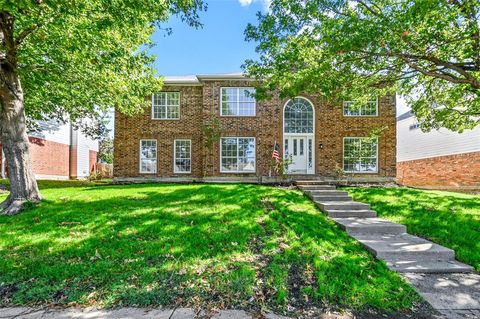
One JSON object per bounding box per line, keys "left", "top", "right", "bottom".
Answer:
{"left": 220, "top": 137, "right": 256, "bottom": 173}
{"left": 174, "top": 139, "right": 191, "bottom": 173}
{"left": 139, "top": 140, "right": 157, "bottom": 173}
{"left": 343, "top": 137, "right": 378, "bottom": 173}
{"left": 152, "top": 92, "right": 180, "bottom": 119}
{"left": 221, "top": 87, "right": 256, "bottom": 116}
{"left": 343, "top": 99, "right": 378, "bottom": 116}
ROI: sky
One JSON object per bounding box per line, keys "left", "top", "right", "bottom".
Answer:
{"left": 148, "top": 0, "right": 409, "bottom": 114}
{"left": 150, "top": 0, "right": 267, "bottom": 76}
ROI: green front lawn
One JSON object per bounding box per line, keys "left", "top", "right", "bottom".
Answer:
{"left": 0, "top": 180, "right": 420, "bottom": 313}
{"left": 344, "top": 187, "right": 480, "bottom": 272}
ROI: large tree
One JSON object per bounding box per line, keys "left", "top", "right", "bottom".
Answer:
{"left": 244, "top": 0, "right": 480, "bottom": 131}
{"left": 0, "top": 0, "right": 205, "bottom": 215}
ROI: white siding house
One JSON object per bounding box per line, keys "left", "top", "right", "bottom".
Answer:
{"left": 1, "top": 119, "right": 99, "bottom": 180}
{"left": 397, "top": 112, "right": 480, "bottom": 162}
{"left": 397, "top": 111, "right": 480, "bottom": 189}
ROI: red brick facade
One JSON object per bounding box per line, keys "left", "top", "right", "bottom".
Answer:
{"left": 114, "top": 78, "right": 397, "bottom": 181}
{"left": 1, "top": 138, "right": 71, "bottom": 178}
{"left": 29, "top": 137, "right": 71, "bottom": 177}
{"left": 1, "top": 137, "right": 98, "bottom": 180}
{"left": 397, "top": 152, "right": 480, "bottom": 188}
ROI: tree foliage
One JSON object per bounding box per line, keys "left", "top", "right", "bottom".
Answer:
{"left": 99, "top": 137, "right": 114, "bottom": 164}
{"left": 0, "top": 0, "right": 205, "bottom": 214}
{"left": 1, "top": 0, "right": 206, "bottom": 126}
{"left": 244, "top": 0, "right": 480, "bottom": 132}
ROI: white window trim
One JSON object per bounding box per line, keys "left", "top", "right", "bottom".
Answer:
{"left": 173, "top": 139, "right": 192, "bottom": 174}
{"left": 342, "top": 137, "right": 379, "bottom": 174}
{"left": 343, "top": 97, "right": 379, "bottom": 117}
{"left": 220, "top": 87, "right": 257, "bottom": 117}
{"left": 220, "top": 137, "right": 256, "bottom": 173}
{"left": 151, "top": 92, "right": 181, "bottom": 120}
{"left": 139, "top": 139, "right": 157, "bottom": 174}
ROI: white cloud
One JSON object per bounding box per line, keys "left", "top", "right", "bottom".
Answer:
{"left": 238, "top": 0, "right": 271, "bottom": 12}
{"left": 238, "top": 0, "right": 253, "bottom": 6}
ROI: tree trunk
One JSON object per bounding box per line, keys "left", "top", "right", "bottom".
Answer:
{"left": 0, "top": 68, "right": 42, "bottom": 215}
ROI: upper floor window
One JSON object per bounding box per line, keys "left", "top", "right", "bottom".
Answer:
{"left": 152, "top": 92, "right": 180, "bottom": 119}
{"left": 284, "top": 97, "right": 314, "bottom": 134}
{"left": 221, "top": 87, "right": 256, "bottom": 116}
{"left": 343, "top": 99, "right": 378, "bottom": 116}
{"left": 409, "top": 123, "right": 420, "bottom": 130}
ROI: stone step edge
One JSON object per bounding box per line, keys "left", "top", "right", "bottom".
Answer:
{"left": 317, "top": 202, "right": 371, "bottom": 210}
{"left": 386, "top": 260, "right": 473, "bottom": 273}
{"left": 326, "top": 210, "right": 377, "bottom": 218}
{"left": 352, "top": 233, "right": 456, "bottom": 261}
{"left": 332, "top": 217, "right": 408, "bottom": 236}
{"left": 305, "top": 190, "right": 350, "bottom": 194}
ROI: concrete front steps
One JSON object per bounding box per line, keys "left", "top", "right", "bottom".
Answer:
{"left": 295, "top": 181, "right": 474, "bottom": 274}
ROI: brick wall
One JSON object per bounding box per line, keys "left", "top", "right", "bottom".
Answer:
{"left": 1, "top": 138, "right": 99, "bottom": 179}
{"left": 29, "top": 137, "right": 70, "bottom": 177}
{"left": 114, "top": 85, "right": 204, "bottom": 178}
{"left": 114, "top": 80, "right": 397, "bottom": 179}
{"left": 397, "top": 152, "right": 480, "bottom": 188}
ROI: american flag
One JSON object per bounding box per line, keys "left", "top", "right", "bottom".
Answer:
{"left": 272, "top": 142, "right": 280, "bottom": 161}
{"left": 272, "top": 142, "right": 281, "bottom": 173}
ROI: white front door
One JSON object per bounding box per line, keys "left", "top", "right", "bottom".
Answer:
{"left": 284, "top": 135, "right": 314, "bottom": 174}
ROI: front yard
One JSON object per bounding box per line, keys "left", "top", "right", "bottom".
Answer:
{"left": 0, "top": 180, "right": 421, "bottom": 316}
{"left": 345, "top": 187, "right": 480, "bottom": 272}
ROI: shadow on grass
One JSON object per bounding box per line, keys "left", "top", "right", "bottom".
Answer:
{"left": 0, "top": 183, "right": 419, "bottom": 312}
{"left": 0, "top": 178, "right": 113, "bottom": 191}
{"left": 345, "top": 187, "right": 480, "bottom": 272}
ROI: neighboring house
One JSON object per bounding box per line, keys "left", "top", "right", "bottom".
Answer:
{"left": 0, "top": 119, "right": 99, "bottom": 180}
{"left": 114, "top": 73, "right": 397, "bottom": 183}
{"left": 397, "top": 111, "right": 480, "bottom": 189}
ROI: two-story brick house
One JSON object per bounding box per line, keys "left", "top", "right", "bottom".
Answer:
{"left": 113, "top": 73, "right": 397, "bottom": 183}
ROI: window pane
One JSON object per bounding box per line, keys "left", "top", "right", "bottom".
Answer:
{"left": 220, "top": 137, "right": 255, "bottom": 172}
{"left": 308, "top": 138, "right": 312, "bottom": 169}
{"left": 222, "top": 101, "right": 236, "bottom": 115}
{"left": 284, "top": 98, "right": 314, "bottom": 133}
{"left": 343, "top": 138, "right": 377, "bottom": 172}
{"left": 174, "top": 140, "right": 191, "bottom": 173}
{"left": 343, "top": 100, "right": 377, "bottom": 116}
{"left": 140, "top": 140, "right": 157, "bottom": 173}
{"left": 221, "top": 88, "right": 256, "bottom": 116}
{"left": 152, "top": 92, "right": 180, "bottom": 119}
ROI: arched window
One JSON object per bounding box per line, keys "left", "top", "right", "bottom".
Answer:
{"left": 284, "top": 97, "right": 314, "bottom": 134}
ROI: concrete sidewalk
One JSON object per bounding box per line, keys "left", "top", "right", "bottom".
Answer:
{"left": 404, "top": 273, "right": 480, "bottom": 319}
{"left": 0, "top": 307, "right": 353, "bottom": 319}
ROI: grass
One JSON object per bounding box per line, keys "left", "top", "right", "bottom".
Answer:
{"left": 0, "top": 180, "right": 420, "bottom": 313}
{"left": 344, "top": 187, "right": 480, "bottom": 272}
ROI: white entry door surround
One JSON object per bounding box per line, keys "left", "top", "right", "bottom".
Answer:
{"left": 283, "top": 97, "right": 315, "bottom": 174}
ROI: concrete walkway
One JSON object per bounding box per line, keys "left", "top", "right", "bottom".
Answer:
{"left": 0, "top": 307, "right": 354, "bottom": 319}
{"left": 296, "top": 181, "right": 479, "bottom": 319}
{"left": 404, "top": 273, "right": 480, "bottom": 319}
